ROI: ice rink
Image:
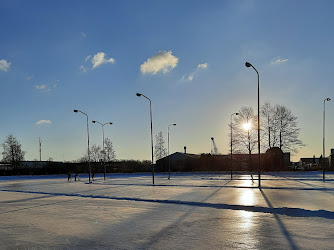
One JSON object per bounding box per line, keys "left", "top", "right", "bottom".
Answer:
{"left": 1, "top": 172, "right": 334, "bottom": 249}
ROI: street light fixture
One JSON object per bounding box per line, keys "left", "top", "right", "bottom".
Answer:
{"left": 245, "top": 62, "right": 261, "bottom": 188}
{"left": 136, "top": 93, "right": 155, "bottom": 185}
{"left": 230, "top": 113, "right": 239, "bottom": 180}
{"left": 168, "top": 123, "right": 176, "bottom": 180}
{"left": 74, "top": 109, "right": 92, "bottom": 183}
{"left": 323, "top": 97, "right": 331, "bottom": 180}
{"left": 92, "top": 121, "right": 113, "bottom": 181}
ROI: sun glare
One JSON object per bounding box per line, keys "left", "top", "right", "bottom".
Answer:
{"left": 239, "top": 189, "right": 254, "bottom": 229}
{"left": 243, "top": 122, "right": 251, "bottom": 131}
{"left": 240, "top": 189, "right": 254, "bottom": 206}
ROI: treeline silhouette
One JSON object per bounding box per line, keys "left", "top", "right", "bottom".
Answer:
{"left": 0, "top": 160, "right": 151, "bottom": 176}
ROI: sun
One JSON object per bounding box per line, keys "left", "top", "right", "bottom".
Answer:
{"left": 243, "top": 122, "right": 251, "bottom": 131}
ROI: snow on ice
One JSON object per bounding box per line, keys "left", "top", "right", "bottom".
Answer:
{"left": 0, "top": 172, "right": 334, "bottom": 249}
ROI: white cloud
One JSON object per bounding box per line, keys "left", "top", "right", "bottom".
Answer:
{"left": 182, "top": 74, "right": 194, "bottom": 81}
{"left": 34, "top": 84, "right": 48, "bottom": 90}
{"left": 81, "top": 32, "right": 86, "bottom": 38}
{"left": 85, "top": 55, "right": 91, "bottom": 62}
{"left": 36, "top": 120, "right": 52, "bottom": 125}
{"left": 182, "top": 62, "right": 208, "bottom": 82}
{"left": 271, "top": 58, "right": 288, "bottom": 64}
{"left": 91, "top": 52, "right": 115, "bottom": 69}
{"left": 140, "top": 50, "right": 178, "bottom": 75}
{"left": 80, "top": 65, "right": 87, "bottom": 72}
{"left": 0, "top": 59, "right": 11, "bottom": 72}
{"left": 197, "top": 63, "right": 208, "bottom": 69}
{"left": 34, "top": 81, "right": 58, "bottom": 91}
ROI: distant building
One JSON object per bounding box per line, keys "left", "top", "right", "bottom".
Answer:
{"left": 156, "top": 152, "right": 201, "bottom": 172}
{"left": 156, "top": 148, "right": 290, "bottom": 172}
{"left": 299, "top": 157, "right": 327, "bottom": 170}
{"left": 0, "top": 163, "right": 12, "bottom": 171}
{"left": 0, "top": 161, "right": 66, "bottom": 175}
{"left": 21, "top": 161, "right": 62, "bottom": 169}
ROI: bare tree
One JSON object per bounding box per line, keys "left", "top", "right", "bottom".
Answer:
{"left": 104, "top": 138, "right": 116, "bottom": 161}
{"left": 2, "top": 134, "right": 25, "bottom": 171}
{"left": 260, "top": 103, "right": 304, "bottom": 153}
{"left": 274, "top": 104, "right": 304, "bottom": 153}
{"left": 89, "top": 144, "right": 103, "bottom": 162}
{"left": 231, "top": 106, "right": 258, "bottom": 155}
{"left": 154, "top": 131, "right": 167, "bottom": 161}
{"left": 261, "top": 102, "right": 275, "bottom": 149}
{"left": 78, "top": 144, "right": 103, "bottom": 163}
{"left": 230, "top": 107, "right": 258, "bottom": 171}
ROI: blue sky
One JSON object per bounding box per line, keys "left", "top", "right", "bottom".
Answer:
{"left": 1, "top": 0, "right": 334, "bottom": 162}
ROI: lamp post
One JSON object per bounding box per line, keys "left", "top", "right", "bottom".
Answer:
{"left": 168, "top": 123, "right": 176, "bottom": 180}
{"left": 245, "top": 62, "right": 261, "bottom": 188}
{"left": 136, "top": 93, "right": 155, "bottom": 185}
{"left": 74, "top": 109, "right": 92, "bottom": 183}
{"left": 243, "top": 119, "right": 253, "bottom": 179}
{"left": 323, "top": 97, "right": 331, "bottom": 180}
{"left": 230, "top": 113, "right": 239, "bottom": 180}
{"left": 92, "top": 121, "right": 113, "bottom": 181}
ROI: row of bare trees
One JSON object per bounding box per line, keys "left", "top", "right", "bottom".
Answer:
{"left": 1, "top": 134, "right": 116, "bottom": 166}
{"left": 230, "top": 102, "right": 304, "bottom": 155}
{"left": 78, "top": 138, "right": 116, "bottom": 162}
{"left": 79, "top": 132, "right": 166, "bottom": 164}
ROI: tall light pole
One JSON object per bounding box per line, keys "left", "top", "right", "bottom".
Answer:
{"left": 92, "top": 121, "right": 113, "bottom": 181}
{"left": 323, "top": 97, "right": 331, "bottom": 180}
{"left": 136, "top": 93, "right": 155, "bottom": 185}
{"left": 230, "top": 112, "right": 239, "bottom": 180}
{"left": 39, "top": 137, "right": 42, "bottom": 162}
{"left": 74, "top": 109, "right": 91, "bottom": 183}
{"left": 168, "top": 123, "right": 176, "bottom": 180}
{"left": 245, "top": 62, "right": 261, "bottom": 188}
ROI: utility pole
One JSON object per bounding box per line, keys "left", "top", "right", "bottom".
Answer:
{"left": 323, "top": 97, "right": 331, "bottom": 180}
{"left": 39, "top": 137, "right": 42, "bottom": 162}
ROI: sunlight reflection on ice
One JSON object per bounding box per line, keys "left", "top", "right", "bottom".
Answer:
{"left": 240, "top": 189, "right": 254, "bottom": 206}
{"left": 240, "top": 211, "right": 253, "bottom": 229}
{"left": 239, "top": 189, "right": 254, "bottom": 229}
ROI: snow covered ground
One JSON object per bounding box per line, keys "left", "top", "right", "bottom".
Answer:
{"left": 1, "top": 172, "right": 334, "bottom": 249}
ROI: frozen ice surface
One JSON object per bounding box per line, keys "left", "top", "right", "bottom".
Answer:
{"left": 1, "top": 172, "right": 334, "bottom": 249}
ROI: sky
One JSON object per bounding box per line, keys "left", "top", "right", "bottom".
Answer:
{"left": 1, "top": 0, "right": 334, "bottom": 162}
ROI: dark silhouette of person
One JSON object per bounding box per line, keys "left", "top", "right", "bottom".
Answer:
{"left": 92, "top": 173, "right": 95, "bottom": 181}
{"left": 74, "top": 173, "right": 78, "bottom": 181}
{"left": 67, "top": 172, "right": 71, "bottom": 181}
